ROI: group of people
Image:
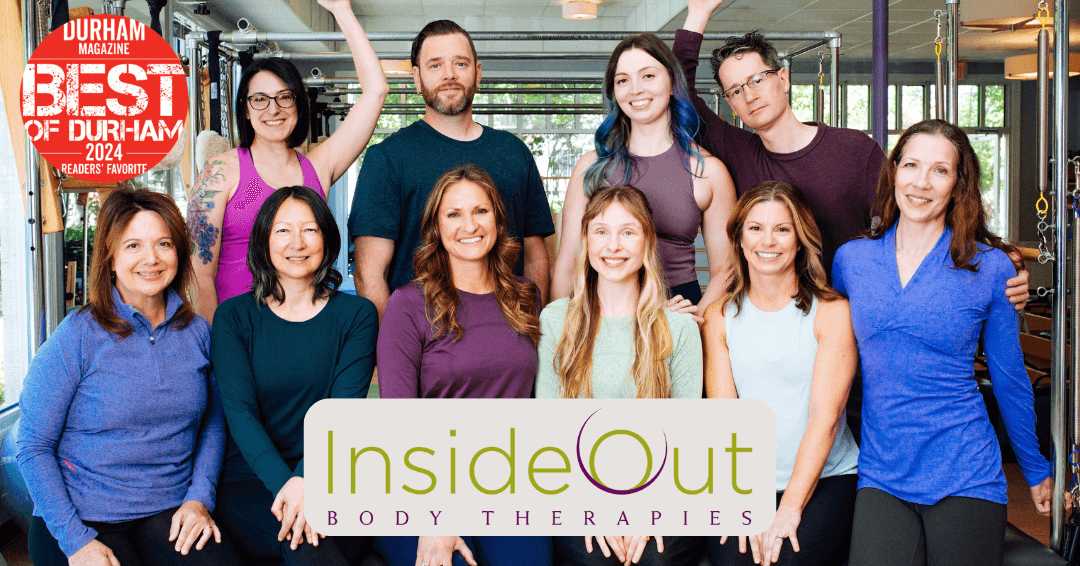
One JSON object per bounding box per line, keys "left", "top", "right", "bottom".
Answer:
{"left": 14, "top": 1, "right": 1067, "bottom": 566}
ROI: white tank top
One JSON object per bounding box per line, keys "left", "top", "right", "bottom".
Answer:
{"left": 725, "top": 295, "right": 859, "bottom": 491}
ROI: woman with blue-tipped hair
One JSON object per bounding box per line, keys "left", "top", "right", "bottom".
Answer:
{"left": 550, "top": 33, "right": 736, "bottom": 315}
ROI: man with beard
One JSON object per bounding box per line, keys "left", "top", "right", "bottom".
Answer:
{"left": 348, "top": 20, "right": 554, "bottom": 316}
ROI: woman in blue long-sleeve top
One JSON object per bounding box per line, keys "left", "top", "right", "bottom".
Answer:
{"left": 833, "top": 120, "right": 1064, "bottom": 566}
{"left": 17, "top": 189, "right": 241, "bottom": 566}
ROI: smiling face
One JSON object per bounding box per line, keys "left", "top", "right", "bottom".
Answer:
{"left": 438, "top": 180, "right": 497, "bottom": 269}
{"left": 112, "top": 210, "right": 178, "bottom": 306}
{"left": 740, "top": 199, "right": 799, "bottom": 279}
{"left": 894, "top": 133, "right": 958, "bottom": 228}
{"left": 586, "top": 200, "right": 647, "bottom": 286}
{"left": 612, "top": 48, "right": 673, "bottom": 127}
{"left": 717, "top": 51, "right": 789, "bottom": 130}
{"left": 413, "top": 33, "right": 481, "bottom": 116}
{"left": 245, "top": 70, "right": 298, "bottom": 144}
{"left": 269, "top": 198, "right": 324, "bottom": 284}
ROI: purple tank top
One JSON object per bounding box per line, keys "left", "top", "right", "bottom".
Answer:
{"left": 606, "top": 143, "right": 700, "bottom": 287}
{"left": 215, "top": 147, "right": 324, "bottom": 302}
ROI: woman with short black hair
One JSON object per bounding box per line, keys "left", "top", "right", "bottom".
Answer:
{"left": 212, "top": 186, "right": 378, "bottom": 566}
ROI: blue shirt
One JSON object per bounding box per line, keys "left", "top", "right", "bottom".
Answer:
{"left": 347, "top": 120, "right": 555, "bottom": 291}
{"left": 833, "top": 225, "right": 1051, "bottom": 505}
{"left": 17, "top": 288, "right": 225, "bottom": 557}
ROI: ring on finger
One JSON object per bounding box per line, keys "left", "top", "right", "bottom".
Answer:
{"left": 776, "top": 535, "right": 785, "bottom": 540}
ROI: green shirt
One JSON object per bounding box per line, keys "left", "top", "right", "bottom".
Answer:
{"left": 535, "top": 297, "right": 702, "bottom": 399}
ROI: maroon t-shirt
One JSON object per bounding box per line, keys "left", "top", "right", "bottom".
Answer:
{"left": 377, "top": 280, "right": 539, "bottom": 399}
{"left": 673, "top": 29, "right": 885, "bottom": 274}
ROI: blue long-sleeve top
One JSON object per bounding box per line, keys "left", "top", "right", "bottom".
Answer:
{"left": 832, "top": 224, "right": 1051, "bottom": 505}
{"left": 16, "top": 288, "right": 226, "bottom": 557}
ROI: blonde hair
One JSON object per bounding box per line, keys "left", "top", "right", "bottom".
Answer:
{"left": 554, "top": 186, "right": 673, "bottom": 398}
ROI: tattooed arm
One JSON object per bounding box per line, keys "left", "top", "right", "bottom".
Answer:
{"left": 189, "top": 154, "right": 237, "bottom": 325}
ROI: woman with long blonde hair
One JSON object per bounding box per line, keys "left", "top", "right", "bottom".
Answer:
{"left": 537, "top": 185, "right": 702, "bottom": 566}
{"left": 376, "top": 164, "right": 550, "bottom": 566}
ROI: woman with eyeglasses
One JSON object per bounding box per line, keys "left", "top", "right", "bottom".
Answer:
{"left": 550, "top": 33, "right": 736, "bottom": 315}
{"left": 188, "top": 0, "right": 388, "bottom": 324}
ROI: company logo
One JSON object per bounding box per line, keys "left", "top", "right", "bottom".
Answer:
{"left": 305, "top": 399, "right": 775, "bottom": 535}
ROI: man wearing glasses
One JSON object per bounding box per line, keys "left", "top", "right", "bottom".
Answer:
{"left": 674, "top": 0, "right": 884, "bottom": 276}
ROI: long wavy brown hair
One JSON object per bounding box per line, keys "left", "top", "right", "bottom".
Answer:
{"left": 722, "top": 181, "right": 841, "bottom": 316}
{"left": 413, "top": 164, "right": 540, "bottom": 344}
{"left": 86, "top": 188, "right": 196, "bottom": 337}
{"left": 868, "top": 119, "right": 1017, "bottom": 271}
{"left": 554, "top": 186, "right": 673, "bottom": 399}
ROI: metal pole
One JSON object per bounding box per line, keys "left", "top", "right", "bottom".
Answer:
{"left": 871, "top": 0, "right": 888, "bottom": 147}
{"left": 946, "top": 0, "right": 959, "bottom": 124}
{"left": 777, "top": 39, "right": 830, "bottom": 61}
{"left": 23, "top": 0, "right": 44, "bottom": 352}
{"left": 187, "top": 36, "right": 200, "bottom": 190}
{"left": 256, "top": 51, "right": 717, "bottom": 61}
{"left": 1038, "top": 30, "right": 1049, "bottom": 211}
{"left": 43, "top": 231, "right": 64, "bottom": 328}
{"left": 934, "top": 58, "right": 945, "bottom": 120}
{"left": 206, "top": 30, "right": 836, "bottom": 43}
{"left": 829, "top": 38, "right": 840, "bottom": 126}
{"left": 1051, "top": 0, "right": 1071, "bottom": 548}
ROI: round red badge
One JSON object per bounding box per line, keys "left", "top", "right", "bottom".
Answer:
{"left": 21, "top": 15, "right": 188, "bottom": 182}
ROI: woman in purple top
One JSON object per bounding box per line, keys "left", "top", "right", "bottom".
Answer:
{"left": 187, "top": 0, "right": 388, "bottom": 324}
{"left": 376, "top": 164, "right": 551, "bottom": 566}
{"left": 550, "top": 33, "right": 736, "bottom": 313}
{"left": 833, "top": 120, "right": 1065, "bottom": 565}
{"left": 17, "top": 189, "right": 241, "bottom": 566}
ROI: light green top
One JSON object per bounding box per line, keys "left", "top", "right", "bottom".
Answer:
{"left": 536, "top": 297, "right": 703, "bottom": 399}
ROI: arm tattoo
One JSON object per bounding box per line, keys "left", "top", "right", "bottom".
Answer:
{"left": 188, "top": 160, "right": 226, "bottom": 265}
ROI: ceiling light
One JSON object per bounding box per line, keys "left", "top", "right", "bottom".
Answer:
{"left": 960, "top": 0, "right": 1052, "bottom": 30}
{"left": 1004, "top": 53, "right": 1080, "bottom": 79}
{"left": 560, "top": 0, "right": 599, "bottom": 20}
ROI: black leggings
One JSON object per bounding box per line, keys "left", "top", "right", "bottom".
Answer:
{"left": 217, "top": 480, "right": 373, "bottom": 566}
{"left": 847, "top": 487, "right": 1007, "bottom": 566}
{"left": 554, "top": 536, "right": 702, "bottom": 566}
{"left": 708, "top": 474, "right": 858, "bottom": 566}
{"left": 28, "top": 509, "right": 242, "bottom": 566}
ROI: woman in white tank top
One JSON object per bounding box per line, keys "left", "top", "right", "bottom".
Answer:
{"left": 702, "top": 181, "right": 859, "bottom": 566}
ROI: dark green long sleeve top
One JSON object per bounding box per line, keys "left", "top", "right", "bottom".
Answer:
{"left": 211, "top": 291, "right": 377, "bottom": 495}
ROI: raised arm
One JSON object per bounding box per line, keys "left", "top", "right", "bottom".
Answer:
{"left": 307, "top": 0, "right": 389, "bottom": 187}
{"left": 702, "top": 301, "right": 739, "bottom": 399}
{"left": 685, "top": 0, "right": 723, "bottom": 35}
{"left": 758, "top": 298, "right": 857, "bottom": 564}
{"left": 696, "top": 153, "right": 736, "bottom": 315}
{"left": 188, "top": 156, "right": 236, "bottom": 325}
{"left": 550, "top": 152, "right": 597, "bottom": 300}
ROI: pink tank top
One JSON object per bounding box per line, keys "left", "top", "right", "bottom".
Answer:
{"left": 215, "top": 147, "right": 324, "bottom": 302}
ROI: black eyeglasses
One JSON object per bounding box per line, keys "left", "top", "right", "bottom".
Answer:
{"left": 246, "top": 92, "right": 296, "bottom": 110}
{"left": 722, "top": 70, "right": 779, "bottom": 100}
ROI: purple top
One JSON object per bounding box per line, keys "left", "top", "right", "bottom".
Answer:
{"left": 605, "top": 143, "right": 700, "bottom": 287}
{"left": 377, "top": 280, "right": 540, "bottom": 399}
{"left": 673, "top": 29, "right": 884, "bottom": 274}
{"left": 216, "top": 147, "right": 324, "bottom": 302}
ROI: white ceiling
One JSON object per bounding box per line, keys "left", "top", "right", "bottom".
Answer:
{"left": 119, "top": 0, "right": 1080, "bottom": 63}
